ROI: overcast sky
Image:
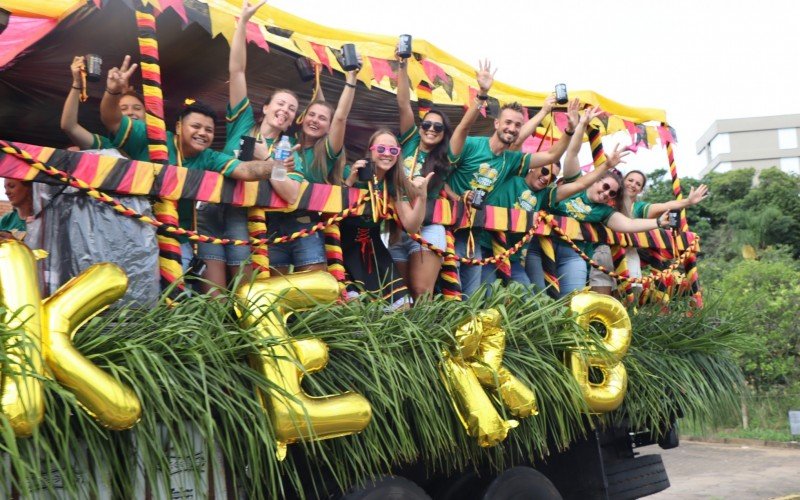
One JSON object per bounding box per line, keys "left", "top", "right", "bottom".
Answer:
{"left": 267, "top": 0, "right": 800, "bottom": 179}
{"left": 2, "top": 0, "right": 797, "bottom": 200}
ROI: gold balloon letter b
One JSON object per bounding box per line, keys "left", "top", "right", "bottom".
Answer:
{"left": 568, "top": 292, "right": 632, "bottom": 413}
{"left": 235, "top": 271, "right": 372, "bottom": 460}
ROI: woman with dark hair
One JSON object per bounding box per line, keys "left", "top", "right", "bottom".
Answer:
{"left": 589, "top": 169, "right": 708, "bottom": 294}
{"left": 342, "top": 129, "right": 433, "bottom": 310}
{"left": 0, "top": 179, "right": 32, "bottom": 241}
{"left": 391, "top": 50, "right": 454, "bottom": 300}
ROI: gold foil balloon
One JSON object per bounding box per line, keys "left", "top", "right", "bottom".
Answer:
{"left": 568, "top": 292, "right": 632, "bottom": 413}
{"left": 43, "top": 263, "right": 141, "bottom": 429}
{"left": 0, "top": 240, "right": 141, "bottom": 436}
{"left": 235, "top": 271, "right": 372, "bottom": 460}
{"left": 441, "top": 309, "right": 536, "bottom": 447}
{"left": 0, "top": 240, "right": 45, "bottom": 437}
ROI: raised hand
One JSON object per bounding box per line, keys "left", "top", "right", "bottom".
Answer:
{"left": 567, "top": 98, "right": 582, "bottom": 130}
{"left": 687, "top": 184, "right": 709, "bottom": 205}
{"left": 476, "top": 59, "right": 496, "bottom": 94}
{"left": 541, "top": 94, "right": 557, "bottom": 115}
{"left": 409, "top": 172, "right": 435, "bottom": 199}
{"left": 605, "top": 143, "right": 631, "bottom": 168}
{"left": 241, "top": 0, "right": 266, "bottom": 22}
{"left": 106, "top": 55, "right": 138, "bottom": 94}
{"left": 580, "top": 105, "right": 603, "bottom": 125}
{"left": 70, "top": 56, "right": 85, "bottom": 86}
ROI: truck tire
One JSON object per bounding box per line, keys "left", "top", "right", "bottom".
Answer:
{"left": 482, "top": 466, "right": 562, "bottom": 500}
{"left": 341, "top": 475, "right": 431, "bottom": 499}
{"left": 432, "top": 470, "right": 494, "bottom": 500}
{"left": 658, "top": 422, "right": 679, "bottom": 450}
{"left": 605, "top": 454, "right": 670, "bottom": 500}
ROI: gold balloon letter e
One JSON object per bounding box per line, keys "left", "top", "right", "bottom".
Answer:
{"left": 235, "top": 271, "right": 372, "bottom": 460}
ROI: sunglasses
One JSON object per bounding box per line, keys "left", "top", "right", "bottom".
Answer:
{"left": 600, "top": 182, "right": 618, "bottom": 198}
{"left": 370, "top": 144, "right": 401, "bottom": 156}
{"left": 420, "top": 121, "right": 445, "bottom": 133}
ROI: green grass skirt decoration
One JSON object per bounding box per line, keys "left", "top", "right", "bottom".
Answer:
{"left": 1, "top": 282, "right": 746, "bottom": 498}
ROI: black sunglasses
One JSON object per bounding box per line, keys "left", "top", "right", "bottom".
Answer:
{"left": 601, "top": 182, "right": 618, "bottom": 198}
{"left": 420, "top": 121, "right": 444, "bottom": 133}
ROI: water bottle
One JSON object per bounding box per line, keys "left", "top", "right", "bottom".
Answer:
{"left": 271, "top": 135, "right": 292, "bottom": 181}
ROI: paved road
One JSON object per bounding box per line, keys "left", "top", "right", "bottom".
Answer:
{"left": 645, "top": 441, "right": 800, "bottom": 499}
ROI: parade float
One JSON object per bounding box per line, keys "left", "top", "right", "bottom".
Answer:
{"left": 0, "top": 1, "right": 744, "bottom": 498}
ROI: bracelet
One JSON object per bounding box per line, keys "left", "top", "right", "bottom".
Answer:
{"left": 72, "top": 85, "right": 83, "bottom": 90}
{"left": 476, "top": 94, "right": 489, "bottom": 101}
{"left": 105, "top": 89, "right": 122, "bottom": 95}
{"left": 344, "top": 82, "right": 357, "bottom": 89}
{"left": 564, "top": 128, "right": 575, "bottom": 136}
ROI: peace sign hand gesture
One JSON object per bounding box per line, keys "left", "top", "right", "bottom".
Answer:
{"left": 106, "top": 55, "right": 138, "bottom": 94}
{"left": 241, "top": 0, "right": 266, "bottom": 22}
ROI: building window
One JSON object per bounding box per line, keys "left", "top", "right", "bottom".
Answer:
{"left": 778, "top": 128, "right": 798, "bottom": 149}
{"left": 716, "top": 162, "right": 732, "bottom": 173}
{"left": 780, "top": 157, "right": 800, "bottom": 174}
{"left": 709, "top": 133, "right": 730, "bottom": 159}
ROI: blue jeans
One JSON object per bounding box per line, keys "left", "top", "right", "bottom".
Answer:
{"left": 454, "top": 229, "right": 482, "bottom": 298}
{"left": 480, "top": 252, "right": 531, "bottom": 287}
{"left": 196, "top": 203, "right": 251, "bottom": 265}
{"left": 267, "top": 211, "right": 326, "bottom": 268}
{"left": 526, "top": 238, "right": 588, "bottom": 298}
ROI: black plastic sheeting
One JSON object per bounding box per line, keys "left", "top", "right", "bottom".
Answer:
{"left": 0, "top": 1, "right": 499, "bottom": 160}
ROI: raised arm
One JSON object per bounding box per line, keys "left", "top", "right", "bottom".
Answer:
{"left": 527, "top": 98, "right": 580, "bottom": 170}
{"left": 606, "top": 210, "right": 669, "bottom": 233}
{"left": 556, "top": 101, "right": 596, "bottom": 179}
{"left": 61, "top": 56, "right": 96, "bottom": 150}
{"left": 554, "top": 143, "right": 630, "bottom": 203}
{"left": 329, "top": 62, "right": 361, "bottom": 153}
{"left": 510, "top": 94, "right": 556, "bottom": 150}
{"left": 645, "top": 184, "right": 709, "bottom": 218}
{"left": 229, "top": 1, "right": 265, "bottom": 108}
{"left": 100, "top": 56, "right": 138, "bottom": 135}
{"left": 396, "top": 49, "right": 415, "bottom": 134}
{"left": 449, "top": 59, "right": 495, "bottom": 157}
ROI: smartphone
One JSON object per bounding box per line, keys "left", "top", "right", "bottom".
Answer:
{"left": 358, "top": 159, "right": 374, "bottom": 182}
{"left": 555, "top": 83, "right": 568, "bottom": 105}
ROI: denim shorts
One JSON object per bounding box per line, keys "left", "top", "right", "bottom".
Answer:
{"left": 389, "top": 224, "right": 446, "bottom": 263}
{"left": 196, "top": 203, "right": 251, "bottom": 265}
{"left": 267, "top": 211, "right": 326, "bottom": 268}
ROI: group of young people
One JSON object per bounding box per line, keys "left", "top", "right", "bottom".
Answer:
{"left": 1, "top": 1, "right": 708, "bottom": 307}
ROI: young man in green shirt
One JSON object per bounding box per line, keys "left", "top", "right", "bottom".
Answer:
{"left": 446, "top": 88, "right": 580, "bottom": 297}
{"left": 100, "top": 56, "right": 300, "bottom": 270}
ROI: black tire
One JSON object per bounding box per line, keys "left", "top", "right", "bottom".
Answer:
{"left": 605, "top": 454, "right": 670, "bottom": 500}
{"left": 482, "top": 466, "right": 562, "bottom": 500}
{"left": 341, "top": 475, "right": 431, "bottom": 500}
{"left": 432, "top": 470, "right": 495, "bottom": 500}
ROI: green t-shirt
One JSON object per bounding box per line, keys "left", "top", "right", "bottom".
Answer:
{"left": 632, "top": 200, "right": 651, "bottom": 219}
{"left": 90, "top": 133, "right": 115, "bottom": 150}
{"left": 113, "top": 115, "right": 240, "bottom": 237}
{"left": 398, "top": 125, "right": 451, "bottom": 196}
{"left": 548, "top": 190, "right": 615, "bottom": 258}
{"left": 224, "top": 97, "right": 304, "bottom": 182}
{"left": 480, "top": 177, "right": 554, "bottom": 262}
{"left": 0, "top": 209, "right": 25, "bottom": 233}
{"left": 297, "top": 137, "right": 341, "bottom": 184}
{"left": 447, "top": 136, "right": 530, "bottom": 196}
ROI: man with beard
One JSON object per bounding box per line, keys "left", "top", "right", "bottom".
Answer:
{"left": 446, "top": 94, "right": 579, "bottom": 297}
